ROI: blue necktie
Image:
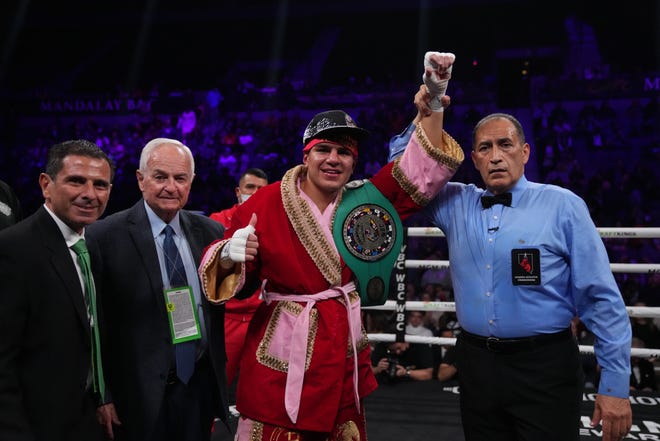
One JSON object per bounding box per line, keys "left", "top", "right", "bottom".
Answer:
{"left": 162, "top": 225, "right": 196, "bottom": 384}
{"left": 71, "top": 239, "right": 106, "bottom": 400}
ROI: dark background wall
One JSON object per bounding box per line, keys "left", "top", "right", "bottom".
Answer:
{"left": 1, "top": 0, "right": 658, "bottom": 218}
{"left": 1, "top": 0, "right": 656, "bottom": 95}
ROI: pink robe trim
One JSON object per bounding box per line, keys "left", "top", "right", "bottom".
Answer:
{"left": 399, "top": 132, "right": 456, "bottom": 200}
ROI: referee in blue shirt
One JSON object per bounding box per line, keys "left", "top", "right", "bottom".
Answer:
{"left": 391, "top": 106, "right": 632, "bottom": 440}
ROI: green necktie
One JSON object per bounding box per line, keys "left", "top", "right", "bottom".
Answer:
{"left": 71, "top": 239, "right": 106, "bottom": 401}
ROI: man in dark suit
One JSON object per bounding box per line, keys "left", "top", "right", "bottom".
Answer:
{"left": 0, "top": 178, "right": 22, "bottom": 230}
{"left": 87, "top": 138, "right": 228, "bottom": 441}
{"left": 0, "top": 140, "right": 114, "bottom": 441}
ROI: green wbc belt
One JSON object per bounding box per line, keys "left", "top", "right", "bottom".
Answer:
{"left": 333, "top": 179, "right": 403, "bottom": 306}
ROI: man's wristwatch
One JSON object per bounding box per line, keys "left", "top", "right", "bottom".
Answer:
{"left": 405, "top": 368, "right": 411, "bottom": 378}
{"left": 220, "top": 242, "right": 231, "bottom": 260}
{"left": 219, "top": 242, "right": 234, "bottom": 268}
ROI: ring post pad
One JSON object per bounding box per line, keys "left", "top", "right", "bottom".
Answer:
{"left": 332, "top": 180, "right": 404, "bottom": 306}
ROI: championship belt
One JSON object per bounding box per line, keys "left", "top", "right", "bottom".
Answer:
{"left": 333, "top": 180, "right": 404, "bottom": 306}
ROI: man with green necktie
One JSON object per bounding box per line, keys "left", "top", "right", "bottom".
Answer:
{"left": 0, "top": 139, "right": 115, "bottom": 441}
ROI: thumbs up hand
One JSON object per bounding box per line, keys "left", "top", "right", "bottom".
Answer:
{"left": 222, "top": 213, "right": 258, "bottom": 264}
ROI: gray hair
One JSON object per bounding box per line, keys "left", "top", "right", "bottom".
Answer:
{"left": 471, "top": 113, "right": 526, "bottom": 149}
{"left": 139, "top": 138, "right": 195, "bottom": 174}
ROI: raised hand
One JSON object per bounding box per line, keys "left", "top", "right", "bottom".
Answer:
{"left": 422, "top": 51, "right": 455, "bottom": 112}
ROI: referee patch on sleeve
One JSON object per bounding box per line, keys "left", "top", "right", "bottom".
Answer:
{"left": 511, "top": 248, "right": 541, "bottom": 285}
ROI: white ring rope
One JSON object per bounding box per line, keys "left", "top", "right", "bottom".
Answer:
{"left": 363, "top": 300, "right": 660, "bottom": 319}
{"left": 404, "top": 259, "right": 660, "bottom": 274}
{"left": 366, "top": 333, "right": 660, "bottom": 359}
{"left": 364, "top": 227, "right": 660, "bottom": 360}
{"left": 406, "top": 227, "right": 660, "bottom": 239}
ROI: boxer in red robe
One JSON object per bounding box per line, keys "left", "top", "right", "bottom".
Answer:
{"left": 199, "top": 52, "right": 462, "bottom": 440}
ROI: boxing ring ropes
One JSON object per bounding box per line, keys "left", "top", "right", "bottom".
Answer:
{"left": 364, "top": 227, "right": 660, "bottom": 360}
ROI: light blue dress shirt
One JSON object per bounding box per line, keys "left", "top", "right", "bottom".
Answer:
{"left": 424, "top": 175, "right": 632, "bottom": 398}
{"left": 145, "top": 202, "right": 207, "bottom": 353}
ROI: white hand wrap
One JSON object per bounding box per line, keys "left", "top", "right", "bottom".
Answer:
{"left": 422, "top": 51, "right": 455, "bottom": 112}
{"left": 223, "top": 224, "right": 255, "bottom": 264}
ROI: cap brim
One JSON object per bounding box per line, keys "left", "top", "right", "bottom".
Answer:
{"left": 306, "top": 126, "right": 370, "bottom": 146}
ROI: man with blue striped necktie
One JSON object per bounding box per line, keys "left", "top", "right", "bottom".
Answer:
{"left": 87, "top": 138, "right": 228, "bottom": 441}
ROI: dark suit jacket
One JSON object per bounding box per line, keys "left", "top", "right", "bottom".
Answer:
{"left": 630, "top": 358, "right": 658, "bottom": 391}
{"left": 86, "top": 201, "right": 227, "bottom": 440}
{"left": 0, "top": 206, "right": 103, "bottom": 441}
{"left": 0, "top": 179, "right": 22, "bottom": 231}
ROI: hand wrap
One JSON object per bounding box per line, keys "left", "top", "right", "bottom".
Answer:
{"left": 221, "top": 223, "right": 255, "bottom": 265}
{"left": 422, "top": 51, "right": 455, "bottom": 112}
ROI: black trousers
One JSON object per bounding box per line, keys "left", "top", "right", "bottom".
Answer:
{"left": 149, "top": 357, "right": 217, "bottom": 441}
{"left": 56, "top": 389, "right": 105, "bottom": 441}
{"left": 456, "top": 331, "right": 584, "bottom": 441}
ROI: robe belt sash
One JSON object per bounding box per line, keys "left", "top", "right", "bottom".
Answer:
{"left": 261, "top": 280, "right": 361, "bottom": 424}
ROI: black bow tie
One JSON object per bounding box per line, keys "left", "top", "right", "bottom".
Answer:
{"left": 481, "top": 192, "right": 512, "bottom": 208}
